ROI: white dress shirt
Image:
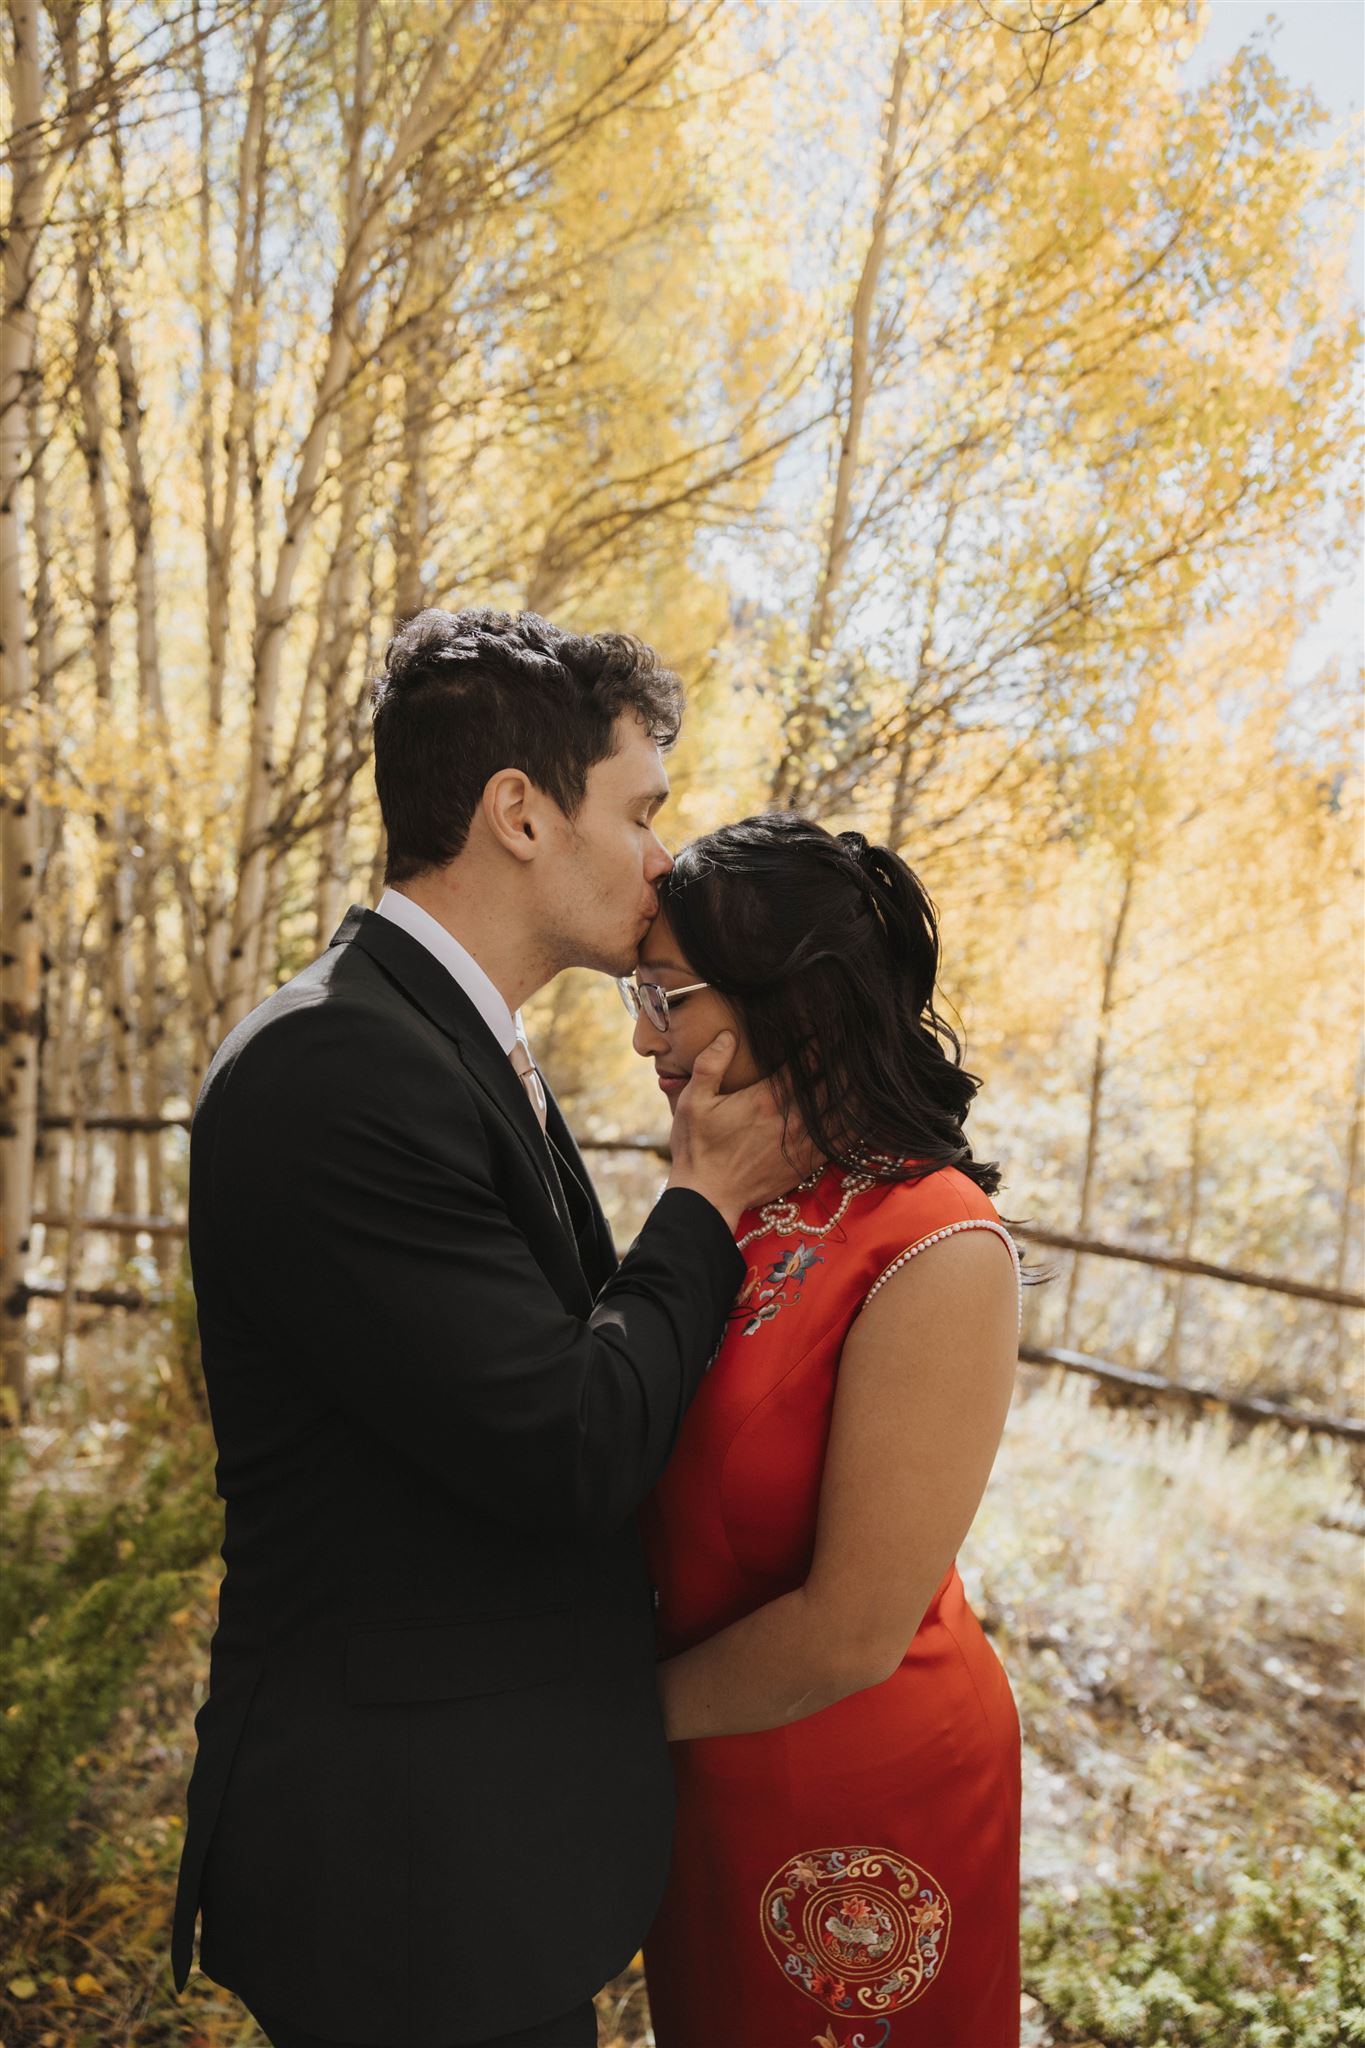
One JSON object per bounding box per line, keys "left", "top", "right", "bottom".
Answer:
{"left": 375, "top": 888, "right": 528, "bottom": 1057}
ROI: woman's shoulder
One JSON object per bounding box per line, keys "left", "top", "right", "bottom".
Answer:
{"left": 862, "top": 1161, "right": 1001, "bottom": 1230}
{"left": 847, "top": 1162, "right": 1018, "bottom": 1302}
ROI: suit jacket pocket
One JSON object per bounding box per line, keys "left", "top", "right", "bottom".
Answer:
{"left": 344, "top": 1610, "right": 576, "bottom": 1706}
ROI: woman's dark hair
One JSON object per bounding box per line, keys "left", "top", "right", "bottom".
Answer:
{"left": 659, "top": 811, "right": 1001, "bottom": 1196}
{"left": 370, "top": 606, "right": 683, "bottom": 882}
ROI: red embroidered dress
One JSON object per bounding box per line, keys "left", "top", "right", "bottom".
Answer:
{"left": 640, "top": 1162, "right": 1022, "bottom": 2048}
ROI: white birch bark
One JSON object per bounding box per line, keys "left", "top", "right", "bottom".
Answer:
{"left": 221, "top": 6, "right": 456, "bottom": 1035}
{"left": 1061, "top": 861, "right": 1137, "bottom": 1346}
{"left": 770, "top": 0, "right": 912, "bottom": 808}
{"left": 1, "top": 0, "right": 50, "bottom": 1413}
{"left": 72, "top": 210, "right": 141, "bottom": 1264}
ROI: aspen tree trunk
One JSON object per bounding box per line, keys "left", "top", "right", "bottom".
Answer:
{"left": 191, "top": 3, "right": 276, "bottom": 1052}
{"left": 73, "top": 237, "right": 141, "bottom": 1262}
{"left": 59, "top": 4, "right": 141, "bottom": 1252}
{"left": 24, "top": 376, "right": 58, "bottom": 1228}
{"left": 25, "top": 378, "right": 55, "bottom": 717}
{"left": 73, "top": 252, "right": 115, "bottom": 700}
{"left": 315, "top": 676, "right": 360, "bottom": 948}
{"left": 103, "top": 7, "right": 168, "bottom": 1250}
{"left": 1163, "top": 1082, "right": 1207, "bottom": 1377}
{"left": 393, "top": 346, "right": 435, "bottom": 623}
{"left": 258, "top": 39, "right": 376, "bottom": 988}
{"left": 32, "top": 826, "right": 71, "bottom": 1236}
{"left": 43, "top": 864, "right": 74, "bottom": 1316}
{"left": 1330, "top": 1046, "right": 1364, "bottom": 1404}
{"left": 367, "top": 825, "right": 389, "bottom": 906}
{"left": 191, "top": 7, "right": 221, "bottom": 1041}
{"left": 312, "top": 607, "right": 367, "bottom": 951}
{"left": 391, "top": 138, "right": 441, "bottom": 624}
{"left": 1, "top": 0, "right": 50, "bottom": 1415}
{"left": 109, "top": 311, "right": 164, "bottom": 722}
{"left": 886, "top": 492, "right": 959, "bottom": 847}
{"left": 221, "top": 11, "right": 454, "bottom": 1036}
{"left": 770, "top": 0, "right": 911, "bottom": 808}
{"left": 205, "top": 0, "right": 273, "bottom": 730}
{"left": 313, "top": 387, "right": 374, "bottom": 952}
{"left": 54, "top": 918, "right": 96, "bottom": 1385}
{"left": 55, "top": 1108, "right": 91, "bottom": 1385}
{"left": 266, "top": 490, "right": 362, "bottom": 908}
{"left": 254, "top": 594, "right": 334, "bottom": 988}
{"left": 1061, "top": 860, "right": 1137, "bottom": 1345}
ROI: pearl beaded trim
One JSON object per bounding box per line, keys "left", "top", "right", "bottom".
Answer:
{"left": 735, "top": 1168, "right": 879, "bottom": 1252}
{"left": 865, "top": 1218, "right": 1023, "bottom": 1328}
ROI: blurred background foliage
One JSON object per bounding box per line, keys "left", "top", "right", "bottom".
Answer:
{"left": 1, "top": 0, "right": 1360, "bottom": 2041}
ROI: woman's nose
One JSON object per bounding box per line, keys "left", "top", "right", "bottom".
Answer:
{"left": 631, "top": 1008, "right": 669, "bottom": 1058}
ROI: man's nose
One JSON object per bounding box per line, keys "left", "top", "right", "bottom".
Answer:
{"left": 645, "top": 834, "right": 673, "bottom": 881}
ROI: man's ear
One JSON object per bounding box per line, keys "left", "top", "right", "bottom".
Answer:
{"left": 481, "top": 769, "right": 541, "bottom": 863}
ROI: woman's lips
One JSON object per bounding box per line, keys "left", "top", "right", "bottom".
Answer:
{"left": 657, "top": 1071, "right": 689, "bottom": 1097}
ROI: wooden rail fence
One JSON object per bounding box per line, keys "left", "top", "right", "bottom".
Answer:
{"left": 574, "top": 1138, "right": 1365, "bottom": 1310}
{"left": 1017, "top": 1346, "right": 1364, "bottom": 1447}
{"left": 15, "top": 1124, "right": 1363, "bottom": 1444}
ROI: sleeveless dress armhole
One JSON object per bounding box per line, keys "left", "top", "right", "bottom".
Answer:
{"left": 863, "top": 1217, "right": 1023, "bottom": 1329}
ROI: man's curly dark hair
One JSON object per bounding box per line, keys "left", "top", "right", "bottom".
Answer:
{"left": 370, "top": 607, "right": 684, "bottom": 882}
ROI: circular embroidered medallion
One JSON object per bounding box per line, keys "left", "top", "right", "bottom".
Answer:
{"left": 760, "top": 1844, "right": 950, "bottom": 2017}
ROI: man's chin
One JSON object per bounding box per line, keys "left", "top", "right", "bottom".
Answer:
{"left": 568, "top": 936, "right": 648, "bottom": 979}
{"left": 608, "top": 929, "right": 654, "bottom": 978}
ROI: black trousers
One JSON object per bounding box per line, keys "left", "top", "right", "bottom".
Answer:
{"left": 248, "top": 2001, "right": 598, "bottom": 2048}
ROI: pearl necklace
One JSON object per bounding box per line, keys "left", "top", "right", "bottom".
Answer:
{"left": 736, "top": 1161, "right": 886, "bottom": 1252}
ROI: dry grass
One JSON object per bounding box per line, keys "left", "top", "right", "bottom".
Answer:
{"left": 2, "top": 1341, "right": 1360, "bottom": 2048}
{"left": 965, "top": 1372, "right": 1362, "bottom": 1917}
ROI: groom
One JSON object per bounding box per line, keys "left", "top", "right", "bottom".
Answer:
{"left": 171, "top": 608, "right": 799, "bottom": 2048}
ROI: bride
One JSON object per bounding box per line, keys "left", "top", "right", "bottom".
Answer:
{"left": 618, "top": 810, "right": 1023, "bottom": 2048}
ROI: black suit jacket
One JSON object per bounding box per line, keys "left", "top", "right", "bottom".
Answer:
{"left": 171, "top": 905, "right": 743, "bottom": 2046}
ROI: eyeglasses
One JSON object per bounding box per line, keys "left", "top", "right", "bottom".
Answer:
{"left": 617, "top": 974, "right": 711, "bottom": 1033}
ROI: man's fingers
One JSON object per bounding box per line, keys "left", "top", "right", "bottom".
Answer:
{"left": 686, "top": 1030, "right": 735, "bottom": 1094}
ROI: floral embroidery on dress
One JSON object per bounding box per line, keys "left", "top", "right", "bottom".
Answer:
{"left": 760, "top": 1845, "right": 950, "bottom": 2019}
{"left": 812, "top": 2024, "right": 891, "bottom": 2048}
{"left": 734, "top": 1242, "right": 825, "bottom": 1336}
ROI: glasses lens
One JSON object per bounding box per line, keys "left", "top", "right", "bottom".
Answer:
{"left": 617, "top": 978, "right": 641, "bottom": 1020}
{"left": 640, "top": 983, "right": 670, "bottom": 1032}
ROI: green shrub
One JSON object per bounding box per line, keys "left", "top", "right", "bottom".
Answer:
{"left": 1022, "top": 1785, "right": 1365, "bottom": 2046}
{"left": 0, "top": 1447, "right": 220, "bottom": 1890}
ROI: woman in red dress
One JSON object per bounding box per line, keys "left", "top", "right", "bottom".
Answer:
{"left": 620, "top": 814, "right": 1022, "bottom": 2048}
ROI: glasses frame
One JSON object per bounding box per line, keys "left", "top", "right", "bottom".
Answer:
{"left": 617, "top": 974, "right": 711, "bottom": 1033}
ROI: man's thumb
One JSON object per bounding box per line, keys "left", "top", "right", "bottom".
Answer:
{"left": 690, "top": 1029, "right": 735, "bottom": 1084}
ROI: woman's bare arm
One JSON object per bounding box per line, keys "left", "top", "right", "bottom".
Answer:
{"left": 656, "top": 1227, "right": 1018, "bottom": 1742}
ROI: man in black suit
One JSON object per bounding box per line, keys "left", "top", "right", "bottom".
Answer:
{"left": 172, "top": 609, "right": 802, "bottom": 2048}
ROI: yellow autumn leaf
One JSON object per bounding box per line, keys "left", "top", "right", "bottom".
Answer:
{"left": 73, "top": 1973, "right": 104, "bottom": 1997}
{"left": 6, "top": 1975, "right": 38, "bottom": 1999}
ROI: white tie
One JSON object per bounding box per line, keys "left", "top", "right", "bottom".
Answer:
{"left": 508, "top": 1037, "right": 548, "bottom": 1133}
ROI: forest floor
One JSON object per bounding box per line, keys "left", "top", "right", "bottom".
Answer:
{"left": 1, "top": 1317, "right": 1361, "bottom": 2048}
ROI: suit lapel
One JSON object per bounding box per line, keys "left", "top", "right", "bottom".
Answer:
{"left": 333, "top": 905, "right": 580, "bottom": 1257}
{"left": 545, "top": 1096, "right": 618, "bottom": 1286}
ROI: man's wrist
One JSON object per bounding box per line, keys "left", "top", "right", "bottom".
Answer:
{"left": 664, "top": 1173, "right": 741, "bottom": 1236}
